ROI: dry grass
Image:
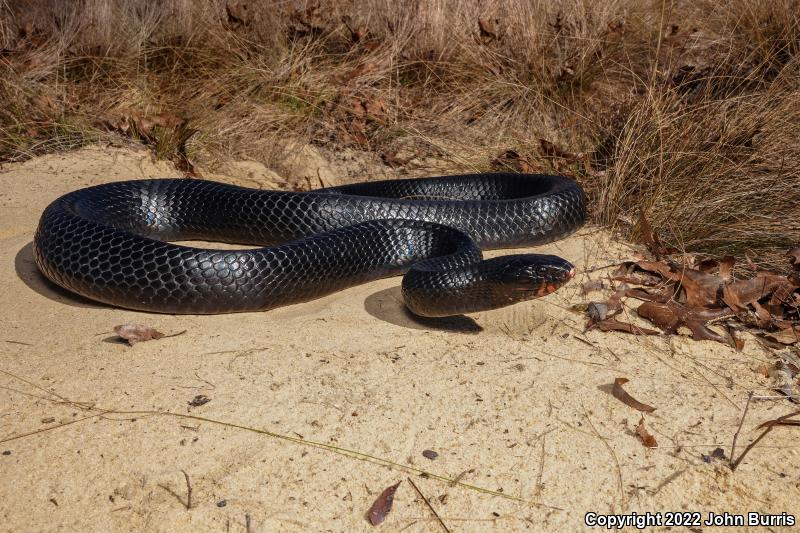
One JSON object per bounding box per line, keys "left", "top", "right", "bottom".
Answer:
{"left": 1, "top": 0, "right": 799, "bottom": 267}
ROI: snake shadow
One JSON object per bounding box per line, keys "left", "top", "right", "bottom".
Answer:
{"left": 363, "top": 286, "right": 482, "bottom": 333}
{"left": 15, "top": 241, "right": 109, "bottom": 310}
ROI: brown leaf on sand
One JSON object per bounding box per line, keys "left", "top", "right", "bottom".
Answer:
{"left": 635, "top": 417, "right": 658, "bottom": 448}
{"left": 595, "top": 318, "right": 659, "bottom": 336}
{"left": 678, "top": 269, "right": 723, "bottom": 308}
{"left": 723, "top": 273, "right": 787, "bottom": 310}
{"left": 367, "top": 481, "right": 401, "bottom": 526}
{"left": 113, "top": 324, "right": 164, "bottom": 346}
{"left": 764, "top": 326, "right": 800, "bottom": 345}
{"left": 683, "top": 317, "right": 727, "bottom": 343}
{"left": 788, "top": 248, "right": 800, "bottom": 269}
{"left": 637, "top": 301, "right": 681, "bottom": 333}
{"left": 625, "top": 287, "right": 670, "bottom": 303}
{"left": 612, "top": 377, "right": 656, "bottom": 413}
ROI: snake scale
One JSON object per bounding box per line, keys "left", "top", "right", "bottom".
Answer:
{"left": 33, "top": 173, "right": 586, "bottom": 317}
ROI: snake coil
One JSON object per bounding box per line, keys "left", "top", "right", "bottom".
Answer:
{"left": 34, "top": 173, "right": 586, "bottom": 316}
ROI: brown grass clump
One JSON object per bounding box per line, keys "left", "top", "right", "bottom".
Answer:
{"left": 1, "top": 0, "right": 799, "bottom": 267}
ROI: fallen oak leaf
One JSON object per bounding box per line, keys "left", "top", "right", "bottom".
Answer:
{"left": 676, "top": 269, "right": 723, "bottom": 308}
{"left": 635, "top": 260, "right": 722, "bottom": 308}
{"left": 625, "top": 287, "right": 671, "bottom": 303}
{"left": 367, "top": 481, "right": 401, "bottom": 526}
{"left": 763, "top": 326, "right": 800, "bottom": 345}
{"left": 635, "top": 417, "right": 658, "bottom": 448}
{"left": 683, "top": 317, "right": 727, "bottom": 344}
{"left": 612, "top": 377, "right": 656, "bottom": 413}
{"left": 612, "top": 261, "right": 651, "bottom": 280}
{"left": 594, "top": 318, "right": 659, "bottom": 336}
{"left": 113, "top": 324, "right": 164, "bottom": 346}
{"left": 637, "top": 301, "right": 681, "bottom": 333}
{"left": 723, "top": 273, "right": 787, "bottom": 309}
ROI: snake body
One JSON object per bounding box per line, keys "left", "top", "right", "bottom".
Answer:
{"left": 33, "top": 173, "right": 586, "bottom": 316}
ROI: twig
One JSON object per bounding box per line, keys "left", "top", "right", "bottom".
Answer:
{"left": 729, "top": 392, "right": 753, "bottom": 470}
{"left": 407, "top": 477, "right": 451, "bottom": 533}
{"left": 731, "top": 408, "right": 800, "bottom": 470}
{"left": 582, "top": 403, "right": 626, "bottom": 510}
{"left": 182, "top": 470, "right": 193, "bottom": 510}
{"left": 245, "top": 513, "right": 252, "bottom": 533}
{"left": 4, "top": 340, "right": 33, "bottom": 346}
{"left": 730, "top": 427, "right": 773, "bottom": 471}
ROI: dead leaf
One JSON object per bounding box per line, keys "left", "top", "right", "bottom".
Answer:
{"left": 635, "top": 417, "right": 658, "bottom": 448}
{"left": 539, "top": 138, "right": 582, "bottom": 161}
{"left": 719, "top": 256, "right": 735, "bottom": 281}
{"left": 606, "top": 283, "right": 628, "bottom": 314}
{"left": 611, "top": 377, "right": 656, "bottom": 412}
{"left": 683, "top": 317, "right": 727, "bottom": 343}
{"left": 478, "top": 18, "right": 498, "bottom": 41}
{"left": 701, "top": 447, "right": 727, "bottom": 463}
{"left": 188, "top": 395, "right": 211, "bottom": 407}
{"left": 678, "top": 269, "right": 723, "bottom": 308}
{"left": 594, "top": 319, "right": 659, "bottom": 336}
{"left": 587, "top": 302, "right": 608, "bottom": 321}
{"left": 581, "top": 279, "right": 605, "bottom": 295}
{"left": 367, "top": 481, "right": 401, "bottom": 526}
{"left": 726, "top": 325, "right": 745, "bottom": 351}
{"left": 788, "top": 248, "right": 800, "bottom": 269}
{"left": 637, "top": 211, "right": 667, "bottom": 258}
{"left": 491, "top": 150, "right": 540, "bottom": 173}
{"left": 637, "top": 301, "right": 681, "bottom": 333}
{"left": 723, "top": 273, "right": 786, "bottom": 309}
{"left": 764, "top": 326, "right": 800, "bottom": 345}
{"left": 625, "top": 287, "right": 670, "bottom": 302}
{"left": 113, "top": 324, "right": 164, "bottom": 346}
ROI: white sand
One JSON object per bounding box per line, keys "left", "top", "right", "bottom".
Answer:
{"left": 1, "top": 146, "right": 798, "bottom": 531}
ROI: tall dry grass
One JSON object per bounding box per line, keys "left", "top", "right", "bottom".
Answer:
{"left": 1, "top": 0, "right": 799, "bottom": 267}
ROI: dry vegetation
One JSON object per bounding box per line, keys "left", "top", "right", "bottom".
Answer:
{"left": 1, "top": 0, "right": 799, "bottom": 267}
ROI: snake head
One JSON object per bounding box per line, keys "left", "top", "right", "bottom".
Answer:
{"left": 489, "top": 254, "right": 575, "bottom": 300}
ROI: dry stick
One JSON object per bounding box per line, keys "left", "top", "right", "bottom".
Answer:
{"left": 0, "top": 370, "right": 559, "bottom": 510}
{"left": 731, "top": 408, "right": 800, "bottom": 471}
{"left": 582, "top": 404, "right": 626, "bottom": 511}
{"left": 407, "top": 477, "right": 451, "bottom": 533}
{"left": 729, "top": 391, "right": 754, "bottom": 470}
{"left": 182, "top": 470, "right": 193, "bottom": 510}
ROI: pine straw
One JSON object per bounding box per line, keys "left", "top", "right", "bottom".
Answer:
{"left": 1, "top": 0, "right": 799, "bottom": 268}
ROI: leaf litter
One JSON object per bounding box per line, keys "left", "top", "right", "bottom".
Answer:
{"left": 582, "top": 240, "right": 800, "bottom": 350}
{"left": 367, "top": 481, "right": 401, "bottom": 526}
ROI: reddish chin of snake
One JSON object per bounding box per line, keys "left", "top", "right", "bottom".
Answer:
{"left": 534, "top": 266, "right": 575, "bottom": 297}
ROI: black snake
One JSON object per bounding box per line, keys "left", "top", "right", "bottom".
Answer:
{"left": 33, "top": 173, "right": 586, "bottom": 317}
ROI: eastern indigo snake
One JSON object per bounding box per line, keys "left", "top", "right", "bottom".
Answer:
{"left": 33, "top": 173, "right": 586, "bottom": 316}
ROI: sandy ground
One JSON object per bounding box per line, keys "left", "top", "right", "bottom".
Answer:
{"left": 1, "top": 146, "right": 798, "bottom": 532}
